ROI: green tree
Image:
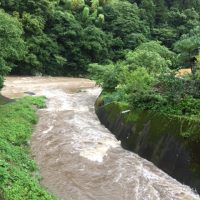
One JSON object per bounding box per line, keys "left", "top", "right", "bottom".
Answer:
{"left": 102, "top": 1, "right": 149, "bottom": 58}
{"left": 140, "top": 0, "right": 156, "bottom": 27}
{"left": 174, "top": 26, "right": 200, "bottom": 67}
{"left": 70, "top": 0, "right": 85, "bottom": 10}
{"left": 88, "top": 63, "right": 118, "bottom": 90}
{"left": 124, "top": 41, "right": 173, "bottom": 73}
{"left": 117, "top": 67, "right": 155, "bottom": 102}
{"left": 81, "top": 26, "right": 113, "bottom": 63}
{"left": 136, "top": 41, "right": 175, "bottom": 60}
{"left": 125, "top": 50, "right": 171, "bottom": 74}
{"left": 0, "top": 0, "right": 55, "bottom": 19}
{"left": 0, "top": 10, "right": 24, "bottom": 89}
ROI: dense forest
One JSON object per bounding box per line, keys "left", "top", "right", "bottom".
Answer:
{"left": 1, "top": 0, "right": 200, "bottom": 116}
{"left": 1, "top": 0, "right": 200, "bottom": 199}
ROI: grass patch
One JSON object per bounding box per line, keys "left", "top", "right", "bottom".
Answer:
{"left": 0, "top": 96, "right": 56, "bottom": 200}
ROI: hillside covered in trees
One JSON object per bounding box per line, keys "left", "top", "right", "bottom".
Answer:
{"left": 1, "top": 0, "right": 200, "bottom": 199}
{"left": 1, "top": 0, "right": 200, "bottom": 117}
{"left": 1, "top": 0, "right": 200, "bottom": 120}
{"left": 0, "top": 0, "right": 200, "bottom": 79}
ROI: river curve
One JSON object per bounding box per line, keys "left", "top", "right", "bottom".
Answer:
{"left": 2, "top": 76, "right": 200, "bottom": 200}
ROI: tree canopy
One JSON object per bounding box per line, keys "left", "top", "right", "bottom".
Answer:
{"left": 0, "top": 10, "right": 24, "bottom": 88}
{"left": 1, "top": 0, "right": 200, "bottom": 87}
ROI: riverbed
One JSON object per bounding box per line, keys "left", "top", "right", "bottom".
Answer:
{"left": 2, "top": 76, "right": 200, "bottom": 200}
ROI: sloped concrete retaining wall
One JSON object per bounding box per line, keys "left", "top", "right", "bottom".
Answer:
{"left": 95, "top": 101, "right": 200, "bottom": 193}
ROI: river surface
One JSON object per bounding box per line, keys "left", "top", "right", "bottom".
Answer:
{"left": 2, "top": 77, "right": 200, "bottom": 200}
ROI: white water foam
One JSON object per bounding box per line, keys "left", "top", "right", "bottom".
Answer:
{"left": 41, "top": 88, "right": 120, "bottom": 162}
{"left": 32, "top": 85, "right": 200, "bottom": 200}
{"left": 43, "top": 126, "right": 54, "bottom": 134}
{"left": 67, "top": 102, "right": 121, "bottom": 162}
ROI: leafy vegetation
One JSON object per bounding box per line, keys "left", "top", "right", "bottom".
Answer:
{"left": 1, "top": 0, "right": 200, "bottom": 195}
{"left": 0, "top": 97, "right": 56, "bottom": 200}
{"left": 0, "top": 0, "right": 200, "bottom": 80}
{"left": 0, "top": 10, "right": 25, "bottom": 89}
{"left": 89, "top": 41, "right": 200, "bottom": 121}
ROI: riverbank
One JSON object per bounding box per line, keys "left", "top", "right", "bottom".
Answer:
{"left": 0, "top": 96, "right": 56, "bottom": 199}
{"left": 95, "top": 97, "right": 200, "bottom": 194}
{"left": 0, "top": 95, "right": 10, "bottom": 105}
{"left": 1, "top": 76, "right": 200, "bottom": 200}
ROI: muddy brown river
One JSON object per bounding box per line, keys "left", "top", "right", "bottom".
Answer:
{"left": 2, "top": 77, "right": 200, "bottom": 200}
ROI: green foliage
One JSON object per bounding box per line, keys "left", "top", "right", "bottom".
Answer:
{"left": 103, "top": 1, "right": 149, "bottom": 39}
{"left": 1, "top": 0, "right": 200, "bottom": 120}
{"left": 102, "top": 0, "right": 149, "bottom": 59}
{"left": 135, "top": 41, "right": 175, "bottom": 61}
{"left": 91, "top": 35, "right": 200, "bottom": 120}
{"left": 128, "top": 71, "right": 200, "bottom": 119}
{"left": 70, "top": 0, "right": 85, "bottom": 10}
{"left": 0, "top": 10, "right": 25, "bottom": 88}
{"left": 125, "top": 50, "right": 170, "bottom": 74}
{"left": 174, "top": 26, "right": 200, "bottom": 67}
{"left": 91, "top": 0, "right": 99, "bottom": 11}
{"left": 0, "top": 96, "right": 45, "bottom": 145}
{"left": 82, "top": 6, "right": 90, "bottom": 21}
{"left": 0, "top": 0, "right": 112, "bottom": 76}
{"left": 118, "top": 67, "right": 155, "bottom": 93}
{"left": 0, "top": 96, "right": 56, "bottom": 200}
{"left": 117, "top": 67, "right": 156, "bottom": 102}
{"left": 97, "top": 14, "right": 105, "bottom": 26}
{"left": 88, "top": 63, "right": 118, "bottom": 90}
{"left": 0, "top": 0, "right": 54, "bottom": 18}
{"left": 81, "top": 26, "right": 112, "bottom": 63}
{"left": 124, "top": 41, "right": 173, "bottom": 74}
{"left": 0, "top": 0, "right": 200, "bottom": 77}
{"left": 2, "top": 0, "right": 200, "bottom": 197}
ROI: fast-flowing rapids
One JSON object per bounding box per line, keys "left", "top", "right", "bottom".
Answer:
{"left": 2, "top": 77, "right": 200, "bottom": 200}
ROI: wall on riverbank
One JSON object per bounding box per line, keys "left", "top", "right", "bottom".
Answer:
{"left": 95, "top": 101, "right": 200, "bottom": 193}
